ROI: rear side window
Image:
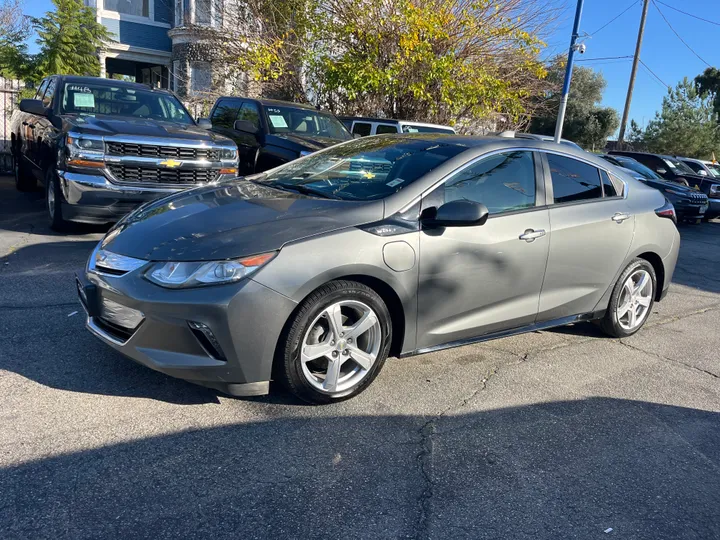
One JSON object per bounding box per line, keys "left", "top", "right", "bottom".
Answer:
{"left": 211, "top": 99, "right": 241, "bottom": 128}
{"left": 547, "top": 154, "right": 602, "bottom": 204}
{"left": 600, "top": 170, "right": 618, "bottom": 197}
{"left": 376, "top": 124, "right": 398, "bottom": 135}
{"left": 442, "top": 151, "right": 536, "bottom": 214}
{"left": 352, "top": 122, "right": 372, "bottom": 136}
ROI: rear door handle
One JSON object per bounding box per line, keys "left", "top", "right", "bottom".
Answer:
{"left": 519, "top": 229, "right": 546, "bottom": 242}
{"left": 612, "top": 212, "right": 631, "bottom": 223}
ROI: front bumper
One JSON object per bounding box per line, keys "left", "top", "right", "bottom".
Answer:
{"left": 707, "top": 198, "right": 720, "bottom": 218}
{"left": 58, "top": 171, "right": 234, "bottom": 225}
{"left": 76, "top": 265, "right": 297, "bottom": 396}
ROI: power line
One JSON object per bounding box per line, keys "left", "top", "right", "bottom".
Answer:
{"left": 655, "top": 0, "right": 720, "bottom": 27}
{"left": 652, "top": 0, "right": 711, "bottom": 67}
{"left": 639, "top": 58, "right": 669, "bottom": 88}
{"left": 589, "top": 0, "right": 640, "bottom": 36}
{"left": 575, "top": 55, "right": 634, "bottom": 62}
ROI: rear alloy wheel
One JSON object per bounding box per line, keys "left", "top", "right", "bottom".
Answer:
{"left": 600, "top": 258, "right": 656, "bottom": 338}
{"left": 46, "top": 168, "right": 71, "bottom": 232}
{"left": 13, "top": 151, "right": 36, "bottom": 192}
{"left": 276, "top": 280, "right": 392, "bottom": 404}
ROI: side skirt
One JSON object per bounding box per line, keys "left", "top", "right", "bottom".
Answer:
{"left": 400, "top": 311, "right": 605, "bottom": 357}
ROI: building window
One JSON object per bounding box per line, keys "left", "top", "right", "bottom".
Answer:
{"left": 195, "top": 0, "right": 211, "bottom": 24}
{"left": 104, "top": 0, "right": 149, "bottom": 17}
{"left": 190, "top": 62, "right": 212, "bottom": 95}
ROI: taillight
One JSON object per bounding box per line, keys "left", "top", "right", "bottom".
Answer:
{"left": 655, "top": 199, "right": 677, "bottom": 224}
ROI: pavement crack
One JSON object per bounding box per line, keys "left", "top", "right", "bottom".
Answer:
{"left": 0, "top": 302, "right": 78, "bottom": 310}
{"left": 619, "top": 340, "right": 720, "bottom": 380}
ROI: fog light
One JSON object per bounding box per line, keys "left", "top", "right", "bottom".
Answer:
{"left": 188, "top": 321, "right": 226, "bottom": 361}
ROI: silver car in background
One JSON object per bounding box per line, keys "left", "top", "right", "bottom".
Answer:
{"left": 77, "top": 135, "right": 680, "bottom": 404}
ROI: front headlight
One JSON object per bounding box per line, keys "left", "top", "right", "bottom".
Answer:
{"left": 145, "top": 252, "right": 277, "bottom": 288}
{"left": 66, "top": 132, "right": 105, "bottom": 168}
{"left": 221, "top": 147, "right": 238, "bottom": 160}
{"left": 710, "top": 184, "right": 720, "bottom": 197}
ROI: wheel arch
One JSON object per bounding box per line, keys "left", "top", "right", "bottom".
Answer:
{"left": 636, "top": 251, "right": 665, "bottom": 302}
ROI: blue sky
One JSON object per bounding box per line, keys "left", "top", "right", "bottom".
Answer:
{"left": 22, "top": 0, "right": 720, "bottom": 129}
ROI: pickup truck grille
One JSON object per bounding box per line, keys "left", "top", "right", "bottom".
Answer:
{"left": 108, "top": 165, "right": 220, "bottom": 185}
{"left": 106, "top": 142, "right": 221, "bottom": 161}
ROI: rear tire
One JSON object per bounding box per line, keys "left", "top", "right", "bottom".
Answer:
{"left": 46, "top": 168, "right": 71, "bottom": 232}
{"left": 13, "top": 151, "right": 36, "bottom": 192}
{"left": 275, "top": 280, "right": 392, "bottom": 404}
{"left": 600, "top": 258, "right": 656, "bottom": 338}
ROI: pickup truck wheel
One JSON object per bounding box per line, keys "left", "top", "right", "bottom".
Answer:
{"left": 46, "top": 169, "right": 71, "bottom": 232}
{"left": 13, "top": 152, "right": 36, "bottom": 192}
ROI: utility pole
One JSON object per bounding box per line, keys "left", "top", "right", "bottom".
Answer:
{"left": 554, "top": 0, "right": 585, "bottom": 143}
{"left": 618, "top": 0, "right": 650, "bottom": 144}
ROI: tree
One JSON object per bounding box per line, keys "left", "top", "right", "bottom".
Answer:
{"left": 31, "top": 0, "right": 111, "bottom": 78}
{"left": 529, "top": 58, "right": 619, "bottom": 151}
{"left": 641, "top": 77, "right": 720, "bottom": 159}
{"left": 0, "top": 0, "right": 30, "bottom": 78}
{"left": 695, "top": 67, "right": 720, "bottom": 121}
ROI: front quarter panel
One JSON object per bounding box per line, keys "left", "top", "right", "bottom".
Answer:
{"left": 252, "top": 227, "right": 420, "bottom": 354}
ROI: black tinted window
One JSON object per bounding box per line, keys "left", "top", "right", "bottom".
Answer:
{"left": 42, "top": 78, "right": 57, "bottom": 107}
{"left": 211, "top": 99, "right": 241, "bottom": 128}
{"left": 376, "top": 124, "right": 398, "bottom": 134}
{"left": 600, "top": 170, "right": 618, "bottom": 197}
{"left": 35, "top": 80, "right": 49, "bottom": 100}
{"left": 352, "top": 122, "right": 372, "bottom": 136}
{"left": 548, "top": 154, "right": 602, "bottom": 204}
{"left": 443, "top": 151, "right": 536, "bottom": 213}
{"left": 238, "top": 102, "right": 261, "bottom": 129}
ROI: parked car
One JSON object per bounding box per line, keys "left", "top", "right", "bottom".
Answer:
{"left": 601, "top": 154, "right": 709, "bottom": 222}
{"left": 339, "top": 117, "right": 456, "bottom": 137}
{"left": 208, "top": 97, "right": 352, "bottom": 175}
{"left": 610, "top": 151, "right": 720, "bottom": 219}
{"left": 677, "top": 157, "right": 720, "bottom": 179}
{"left": 11, "top": 76, "right": 239, "bottom": 231}
{"left": 491, "top": 131, "right": 584, "bottom": 151}
{"left": 77, "top": 134, "right": 679, "bottom": 403}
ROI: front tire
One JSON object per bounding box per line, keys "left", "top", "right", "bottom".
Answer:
{"left": 275, "top": 280, "right": 392, "bottom": 404}
{"left": 46, "top": 168, "right": 71, "bottom": 232}
{"left": 600, "top": 258, "right": 656, "bottom": 338}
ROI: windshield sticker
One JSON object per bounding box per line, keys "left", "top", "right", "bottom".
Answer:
{"left": 267, "top": 108, "right": 281, "bottom": 114}
{"left": 68, "top": 85, "right": 92, "bottom": 93}
{"left": 73, "top": 93, "right": 95, "bottom": 108}
{"left": 386, "top": 179, "right": 403, "bottom": 187}
{"left": 269, "top": 115, "right": 288, "bottom": 128}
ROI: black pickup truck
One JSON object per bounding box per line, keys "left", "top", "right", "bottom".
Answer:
{"left": 11, "top": 75, "right": 239, "bottom": 230}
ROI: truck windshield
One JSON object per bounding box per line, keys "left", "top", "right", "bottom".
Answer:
{"left": 263, "top": 105, "right": 351, "bottom": 140}
{"left": 257, "top": 136, "right": 465, "bottom": 201}
{"left": 61, "top": 82, "right": 194, "bottom": 124}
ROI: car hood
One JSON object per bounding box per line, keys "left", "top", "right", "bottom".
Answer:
{"left": 102, "top": 180, "right": 383, "bottom": 261}
{"left": 62, "top": 114, "right": 233, "bottom": 144}
{"left": 645, "top": 177, "right": 704, "bottom": 194}
{"left": 266, "top": 133, "right": 349, "bottom": 152}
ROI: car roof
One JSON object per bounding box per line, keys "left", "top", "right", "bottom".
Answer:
{"left": 215, "top": 96, "right": 321, "bottom": 111}
{"left": 58, "top": 75, "right": 151, "bottom": 90}
{"left": 338, "top": 116, "right": 454, "bottom": 130}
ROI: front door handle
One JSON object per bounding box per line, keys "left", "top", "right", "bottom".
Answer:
{"left": 519, "top": 229, "right": 546, "bottom": 242}
{"left": 612, "top": 212, "right": 631, "bottom": 223}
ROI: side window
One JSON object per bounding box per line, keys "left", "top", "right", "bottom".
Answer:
{"left": 607, "top": 172, "right": 625, "bottom": 197}
{"left": 442, "top": 151, "right": 536, "bottom": 214}
{"left": 600, "top": 170, "right": 618, "bottom": 197}
{"left": 41, "top": 78, "right": 57, "bottom": 108}
{"left": 547, "top": 153, "right": 603, "bottom": 204}
{"left": 237, "top": 102, "right": 261, "bottom": 129}
{"left": 35, "top": 80, "right": 49, "bottom": 101}
{"left": 352, "top": 122, "right": 372, "bottom": 137}
{"left": 376, "top": 124, "right": 398, "bottom": 135}
{"left": 684, "top": 161, "right": 704, "bottom": 175}
{"left": 210, "top": 99, "right": 241, "bottom": 128}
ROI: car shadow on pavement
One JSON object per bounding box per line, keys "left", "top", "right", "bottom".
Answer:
{"left": 1, "top": 397, "right": 719, "bottom": 539}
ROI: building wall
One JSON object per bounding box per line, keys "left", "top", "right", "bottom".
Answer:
{"left": 102, "top": 18, "right": 172, "bottom": 52}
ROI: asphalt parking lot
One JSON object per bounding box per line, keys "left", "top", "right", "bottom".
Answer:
{"left": 1, "top": 175, "right": 719, "bottom": 540}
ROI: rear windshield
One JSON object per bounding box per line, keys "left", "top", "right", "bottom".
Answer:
{"left": 61, "top": 82, "right": 193, "bottom": 124}
{"left": 401, "top": 124, "right": 455, "bottom": 134}
{"left": 263, "top": 105, "right": 351, "bottom": 140}
{"left": 258, "top": 136, "right": 466, "bottom": 201}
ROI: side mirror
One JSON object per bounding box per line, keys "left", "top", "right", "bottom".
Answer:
{"left": 698, "top": 170, "right": 708, "bottom": 176}
{"left": 234, "top": 119, "right": 259, "bottom": 135}
{"left": 421, "top": 200, "right": 489, "bottom": 228}
{"left": 19, "top": 99, "right": 50, "bottom": 117}
{"left": 656, "top": 168, "right": 667, "bottom": 175}
{"left": 196, "top": 117, "right": 212, "bottom": 129}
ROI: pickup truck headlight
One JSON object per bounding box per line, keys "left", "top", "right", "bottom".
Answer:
{"left": 220, "top": 147, "right": 238, "bottom": 160}
{"left": 66, "top": 133, "right": 105, "bottom": 168}
{"left": 710, "top": 184, "right": 720, "bottom": 198}
{"left": 145, "top": 252, "right": 277, "bottom": 288}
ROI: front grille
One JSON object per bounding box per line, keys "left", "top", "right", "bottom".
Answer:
{"left": 106, "top": 142, "right": 221, "bottom": 161}
{"left": 108, "top": 165, "right": 220, "bottom": 185}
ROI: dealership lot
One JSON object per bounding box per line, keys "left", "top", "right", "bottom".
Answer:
{"left": 1, "top": 175, "right": 719, "bottom": 539}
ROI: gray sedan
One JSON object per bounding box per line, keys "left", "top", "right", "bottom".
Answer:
{"left": 77, "top": 135, "right": 680, "bottom": 403}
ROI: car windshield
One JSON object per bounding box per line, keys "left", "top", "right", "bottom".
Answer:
{"left": 61, "top": 82, "right": 194, "bottom": 124}
{"left": 257, "top": 136, "right": 466, "bottom": 201}
{"left": 663, "top": 157, "right": 695, "bottom": 175}
{"left": 614, "top": 157, "right": 661, "bottom": 180}
{"left": 401, "top": 124, "right": 455, "bottom": 134}
{"left": 263, "top": 105, "right": 352, "bottom": 140}
{"left": 706, "top": 163, "right": 720, "bottom": 178}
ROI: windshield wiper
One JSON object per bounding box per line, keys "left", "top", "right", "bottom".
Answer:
{"left": 271, "top": 183, "right": 342, "bottom": 200}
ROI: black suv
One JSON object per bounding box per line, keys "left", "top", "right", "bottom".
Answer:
{"left": 207, "top": 98, "right": 352, "bottom": 174}
{"left": 610, "top": 151, "right": 720, "bottom": 219}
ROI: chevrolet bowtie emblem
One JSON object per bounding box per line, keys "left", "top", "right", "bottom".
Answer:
{"left": 159, "top": 159, "right": 182, "bottom": 168}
